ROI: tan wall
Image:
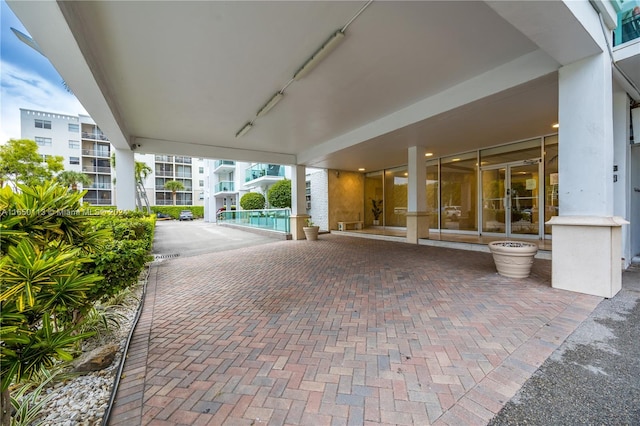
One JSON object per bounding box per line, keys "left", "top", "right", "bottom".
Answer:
{"left": 328, "top": 170, "right": 364, "bottom": 230}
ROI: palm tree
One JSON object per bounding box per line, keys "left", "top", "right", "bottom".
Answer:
{"left": 163, "top": 180, "right": 184, "bottom": 206}
{"left": 135, "top": 162, "right": 152, "bottom": 185}
{"left": 57, "top": 170, "right": 92, "bottom": 191}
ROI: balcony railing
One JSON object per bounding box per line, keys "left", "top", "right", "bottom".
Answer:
{"left": 83, "top": 166, "right": 111, "bottom": 173}
{"left": 81, "top": 132, "right": 109, "bottom": 141}
{"left": 86, "top": 183, "right": 112, "bottom": 190}
{"left": 614, "top": 0, "right": 640, "bottom": 46}
{"left": 215, "top": 181, "right": 235, "bottom": 192}
{"left": 155, "top": 171, "right": 173, "bottom": 177}
{"left": 245, "top": 164, "right": 284, "bottom": 182}
{"left": 218, "top": 208, "right": 290, "bottom": 233}
{"left": 82, "top": 197, "right": 113, "bottom": 205}
{"left": 82, "top": 149, "right": 111, "bottom": 158}
{"left": 214, "top": 160, "right": 235, "bottom": 168}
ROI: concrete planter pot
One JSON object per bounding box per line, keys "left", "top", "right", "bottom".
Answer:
{"left": 488, "top": 241, "right": 538, "bottom": 278}
{"left": 303, "top": 226, "right": 320, "bottom": 241}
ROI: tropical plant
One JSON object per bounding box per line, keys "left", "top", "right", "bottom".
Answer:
{"left": 8, "top": 367, "right": 65, "bottom": 426}
{"left": 0, "top": 181, "right": 108, "bottom": 425}
{"left": 371, "top": 199, "right": 383, "bottom": 221}
{"left": 56, "top": 170, "right": 92, "bottom": 192}
{"left": 240, "top": 192, "right": 265, "bottom": 210}
{"left": 0, "top": 139, "right": 63, "bottom": 189}
{"left": 267, "top": 179, "right": 291, "bottom": 208}
{"left": 163, "top": 180, "right": 184, "bottom": 206}
{"left": 0, "top": 181, "right": 108, "bottom": 255}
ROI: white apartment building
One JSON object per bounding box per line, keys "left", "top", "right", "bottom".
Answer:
{"left": 20, "top": 108, "right": 203, "bottom": 206}
{"left": 204, "top": 161, "right": 329, "bottom": 230}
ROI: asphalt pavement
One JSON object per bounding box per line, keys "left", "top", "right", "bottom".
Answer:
{"left": 489, "top": 266, "right": 640, "bottom": 425}
{"left": 152, "top": 219, "right": 279, "bottom": 258}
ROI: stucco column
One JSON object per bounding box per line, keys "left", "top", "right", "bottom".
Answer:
{"left": 549, "top": 53, "right": 627, "bottom": 298}
{"left": 114, "top": 148, "right": 136, "bottom": 211}
{"left": 290, "top": 165, "right": 309, "bottom": 240}
{"left": 407, "top": 146, "right": 429, "bottom": 243}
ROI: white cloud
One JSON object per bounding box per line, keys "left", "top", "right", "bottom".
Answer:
{"left": 0, "top": 59, "right": 87, "bottom": 144}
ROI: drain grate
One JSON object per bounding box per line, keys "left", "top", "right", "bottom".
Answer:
{"left": 154, "top": 253, "right": 180, "bottom": 260}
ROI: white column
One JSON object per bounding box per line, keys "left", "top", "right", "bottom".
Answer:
{"left": 613, "top": 86, "right": 631, "bottom": 267}
{"left": 549, "top": 53, "right": 627, "bottom": 298}
{"left": 290, "top": 165, "right": 309, "bottom": 240}
{"left": 115, "top": 148, "right": 136, "bottom": 211}
{"left": 407, "top": 146, "right": 429, "bottom": 243}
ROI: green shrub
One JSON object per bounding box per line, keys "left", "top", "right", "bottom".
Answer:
{"left": 84, "top": 239, "right": 152, "bottom": 302}
{"left": 150, "top": 205, "right": 204, "bottom": 219}
{"left": 267, "top": 179, "right": 291, "bottom": 208}
{"left": 240, "top": 192, "right": 265, "bottom": 210}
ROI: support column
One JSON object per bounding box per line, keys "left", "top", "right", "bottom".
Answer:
{"left": 290, "top": 165, "right": 309, "bottom": 240}
{"left": 115, "top": 148, "right": 136, "bottom": 211}
{"left": 549, "top": 53, "right": 627, "bottom": 298}
{"left": 407, "top": 146, "right": 429, "bottom": 243}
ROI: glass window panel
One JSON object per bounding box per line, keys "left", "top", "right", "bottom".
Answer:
{"left": 480, "top": 138, "right": 542, "bottom": 167}
{"left": 384, "top": 166, "right": 408, "bottom": 228}
{"left": 364, "top": 171, "right": 384, "bottom": 226}
{"left": 544, "top": 135, "right": 559, "bottom": 234}
{"left": 440, "top": 152, "right": 477, "bottom": 231}
{"left": 426, "top": 160, "right": 439, "bottom": 228}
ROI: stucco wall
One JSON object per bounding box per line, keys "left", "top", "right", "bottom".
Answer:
{"left": 328, "top": 170, "right": 364, "bottom": 230}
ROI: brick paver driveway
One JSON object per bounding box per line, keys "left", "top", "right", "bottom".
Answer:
{"left": 109, "top": 234, "right": 601, "bottom": 425}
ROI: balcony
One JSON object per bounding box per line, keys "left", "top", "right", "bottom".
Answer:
{"left": 83, "top": 166, "right": 111, "bottom": 174}
{"left": 86, "top": 182, "right": 112, "bottom": 190}
{"left": 82, "top": 149, "right": 111, "bottom": 158}
{"left": 214, "top": 160, "right": 236, "bottom": 173}
{"left": 81, "top": 132, "right": 109, "bottom": 141}
{"left": 214, "top": 181, "right": 235, "bottom": 193}
{"left": 245, "top": 164, "right": 285, "bottom": 184}
{"left": 614, "top": 0, "right": 640, "bottom": 46}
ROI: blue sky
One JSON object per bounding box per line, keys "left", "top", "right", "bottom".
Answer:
{"left": 1, "top": 0, "right": 87, "bottom": 144}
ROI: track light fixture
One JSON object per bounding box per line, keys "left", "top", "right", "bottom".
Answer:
{"left": 293, "top": 30, "right": 345, "bottom": 81}
{"left": 235, "top": 122, "right": 253, "bottom": 138}
{"left": 256, "top": 92, "right": 284, "bottom": 117}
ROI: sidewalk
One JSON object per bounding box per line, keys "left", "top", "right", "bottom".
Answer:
{"left": 489, "top": 266, "right": 640, "bottom": 425}
{"left": 108, "top": 234, "right": 604, "bottom": 425}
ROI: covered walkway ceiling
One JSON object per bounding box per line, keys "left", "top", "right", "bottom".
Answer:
{"left": 9, "top": 1, "right": 610, "bottom": 172}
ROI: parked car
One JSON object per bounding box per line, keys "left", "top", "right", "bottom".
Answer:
{"left": 156, "top": 212, "right": 172, "bottom": 220}
{"left": 179, "top": 210, "right": 194, "bottom": 221}
{"left": 443, "top": 206, "right": 461, "bottom": 219}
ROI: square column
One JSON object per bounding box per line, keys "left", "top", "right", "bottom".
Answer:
{"left": 407, "top": 146, "right": 429, "bottom": 243}
{"left": 114, "top": 148, "right": 136, "bottom": 211}
{"left": 551, "top": 53, "right": 624, "bottom": 297}
{"left": 290, "top": 165, "right": 309, "bottom": 240}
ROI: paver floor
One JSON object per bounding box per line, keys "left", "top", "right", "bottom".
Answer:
{"left": 109, "top": 235, "right": 601, "bottom": 425}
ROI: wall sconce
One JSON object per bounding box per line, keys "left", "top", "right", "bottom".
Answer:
{"left": 335, "top": 171, "right": 340, "bottom": 178}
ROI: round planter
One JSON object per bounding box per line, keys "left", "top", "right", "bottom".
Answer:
{"left": 303, "top": 226, "right": 320, "bottom": 241}
{"left": 488, "top": 241, "right": 538, "bottom": 278}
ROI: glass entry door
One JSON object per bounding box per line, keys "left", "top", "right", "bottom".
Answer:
{"left": 481, "top": 161, "right": 540, "bottom": 237}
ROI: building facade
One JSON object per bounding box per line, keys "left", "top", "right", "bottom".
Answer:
{"left": 20, "top": 109, "right": 204, "bottom": 207}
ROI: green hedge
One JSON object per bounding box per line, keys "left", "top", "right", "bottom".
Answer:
{"left": 151, "top": 205, "right": 204, "bottom": 219}
{"left": 84, "top": 214, "right": 155, "bottom": 301}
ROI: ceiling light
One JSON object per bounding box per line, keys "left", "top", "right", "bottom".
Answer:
{"left": 552, "top": 123, "right": 559, "bottom": 128}
{"left": 358, "top": 168, "right": 365, "bottom": 171}
{"left": 235, "top": 122, "right": 253, "bottom": 138}
{"left": 256, "top": 92, "right": 284, "bottom": 117}
{"left": 425, "top": 153, "right": 433, "bottom": 157}
{"left": 293, "top": 30, "right": 345, "bottom": 80}
{"left": 451, "top": 158, "right": 461, "bottom": 162}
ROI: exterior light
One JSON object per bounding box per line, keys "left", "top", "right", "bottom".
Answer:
{"left": 235, "top": 122, "right": 253, "bottom": 138}
{"left": 552, "top": 123, "right": 559, "bottom": 128}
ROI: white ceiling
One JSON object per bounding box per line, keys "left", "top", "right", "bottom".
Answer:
{"left": 8, "top": 1, "right": 620, "bottom": 172}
